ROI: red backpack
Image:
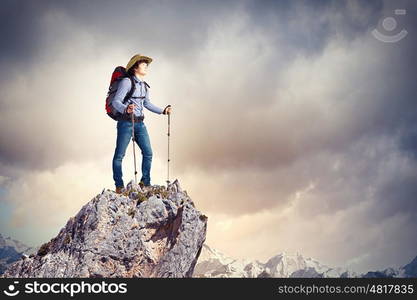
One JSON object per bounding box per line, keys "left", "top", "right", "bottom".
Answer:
{"left": 105, "top": 66, "right": 136, "bottom": 121}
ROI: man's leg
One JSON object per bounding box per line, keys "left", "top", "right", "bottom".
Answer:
{"left": 134, "top": 122, "right": 153, "bottom": 186}
{"left": 112, "top": 120, "right": 132, "bottom": 188}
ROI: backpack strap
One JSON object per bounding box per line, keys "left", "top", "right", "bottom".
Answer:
{"left": 130, "top": 81, "right": 150, "bottom": 98}
{"left": 144, "top": 81, "right": 150, "bottom": 96}
{"left": 122, "top": 76, "right": 136, "bottom": 104}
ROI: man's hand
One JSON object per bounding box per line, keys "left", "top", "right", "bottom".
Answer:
{"left": 163, "top": 105, "right": 172, "bottom": 115}
{"left": 126, "top": 103, "right": 136, "bottom": 114}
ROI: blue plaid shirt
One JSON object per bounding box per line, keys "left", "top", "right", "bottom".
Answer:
{"left": 112, "top": 74, "right": 165, "bottom": 116}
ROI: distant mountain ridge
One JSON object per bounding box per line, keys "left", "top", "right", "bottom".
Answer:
{"left": 194, "top": 244, "right": 417, "bottom": 278}
{"left": 362, "top": 256, "right": 417, "bottom": 278}
{"left": 193, "top": 245, "right": 357, "bottom": 277}
{"left": 0, "top": 233, "right": 36, "bottom": 274}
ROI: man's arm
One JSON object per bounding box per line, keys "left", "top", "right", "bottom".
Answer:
{"left": 112, "top": 78, "right": 130, "bottom": 114}
{"left": 143, "top": 89, "right": 169, "bottom": 114}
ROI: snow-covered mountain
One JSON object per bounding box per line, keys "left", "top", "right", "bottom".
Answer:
{"left": 363, "top": 256, "right": 417, "bottom": 278}
{"left": 193, "top": 244, "right": 357, "bottom": 278}
{"left": 0, "top": 233, "right": 36, "bottom": 274}
{"left": 193, "top": 244, "right": 265, "bottom": 277}
{"left": 263, "top": 252, "right": 357, "bottom": 278}
{"left": 194, "top": 244, "right": 417, "bottom": 278}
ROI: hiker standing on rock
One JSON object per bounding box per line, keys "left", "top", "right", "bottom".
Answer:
{"left": 110, "top": 54, "right": 172, "bottom": 193}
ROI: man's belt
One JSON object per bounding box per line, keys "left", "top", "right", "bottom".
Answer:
{"left": 120, "top": 114, "right": 145, "bottom": 122}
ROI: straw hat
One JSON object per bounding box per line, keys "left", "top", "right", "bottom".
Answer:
{"left": 126, "top": 54, "right": 153, "bottom": 72}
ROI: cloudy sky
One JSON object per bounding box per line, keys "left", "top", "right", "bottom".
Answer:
{"left": 1, "top": 0, "right": 416, "bottom": 274}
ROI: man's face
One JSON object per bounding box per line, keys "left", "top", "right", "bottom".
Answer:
{"left": 136, "top": 62, "right": 148, "bottom": 76}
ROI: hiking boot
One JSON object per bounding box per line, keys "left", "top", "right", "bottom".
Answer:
{"left": 115, "top": 186, "right": 124, "bottom": 194}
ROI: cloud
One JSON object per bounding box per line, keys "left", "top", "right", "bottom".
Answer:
{"left": 0, "top": 158, "right": 112, "bottom": 245}
{"left": 203, "top": 135, "right": 417, "bottom": 273}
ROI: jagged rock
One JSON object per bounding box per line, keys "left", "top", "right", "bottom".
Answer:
{"left": 1, "top": 179, "right": 207, "bottom": 278}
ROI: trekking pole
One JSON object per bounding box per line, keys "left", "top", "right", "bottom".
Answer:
{"left": 130, "top": 108, "right": 138, "bottom": 185}
{"left": 166, "top": 108, "right": 171, "bottom": 188}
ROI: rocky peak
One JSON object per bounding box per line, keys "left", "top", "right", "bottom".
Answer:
{"left": 2, "top": 179, "right": 207, "bottom": 278}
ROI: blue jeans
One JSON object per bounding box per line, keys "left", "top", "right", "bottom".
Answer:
{"left": 112, "top": 120, "right": 153, "bottom": 187}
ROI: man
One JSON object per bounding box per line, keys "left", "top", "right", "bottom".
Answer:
{"left": 112, "top": 54, "right": 172, "bottom": 193}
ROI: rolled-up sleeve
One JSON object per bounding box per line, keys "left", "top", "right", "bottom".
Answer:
{"left": 112, "top": 78, "right": 130, "bottom": 114}
{"left": 143, "top": 88, "right": 164, "bottom": 114}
